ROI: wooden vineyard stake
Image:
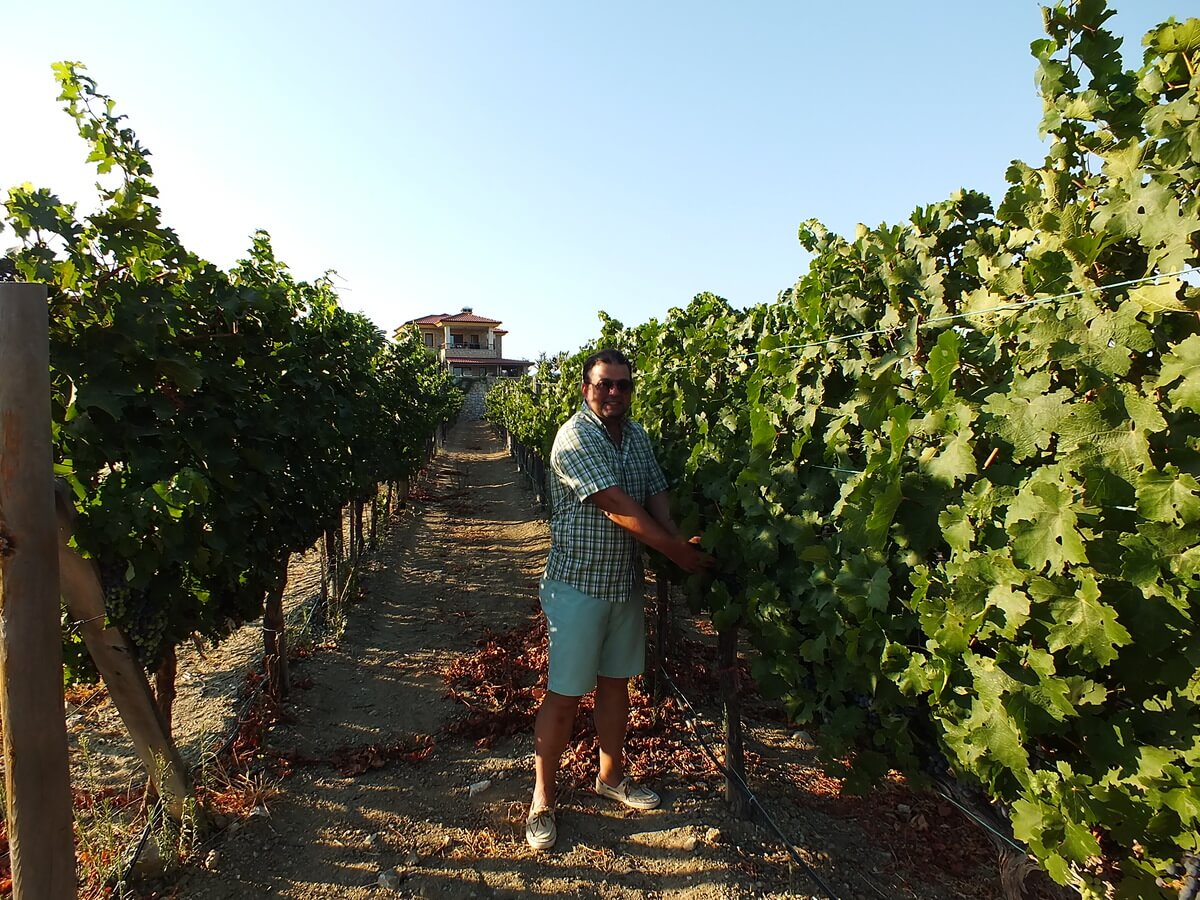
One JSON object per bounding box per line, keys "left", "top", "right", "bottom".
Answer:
{"left": 154, "top": 647, "right": 178, "bottom": 737}
{"left": 0, "top": 284, "right": 78, "bottom": 899}
{"left": 717, "top": 625, "right": 750, "bottom": 819}
{"left": 352, "top": 499, "right": 364, "bottom": 562}
{"left": 647, "top": 572, "right": 672, "bottom": 702}
{"left": 263, "top": 561, "right": 289, "bottom": 700}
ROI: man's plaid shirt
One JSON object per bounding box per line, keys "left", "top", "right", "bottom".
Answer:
{"left": 544, "top": 403, "right": 669, "bottom": 603}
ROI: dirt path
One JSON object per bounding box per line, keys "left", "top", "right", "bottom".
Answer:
{"left": 138, "top": 418, "right": 1030, "bottom": 900}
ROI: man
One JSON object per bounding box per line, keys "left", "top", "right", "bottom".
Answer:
{"left": 526, "top": 348, "right": 713, "bottom": 851}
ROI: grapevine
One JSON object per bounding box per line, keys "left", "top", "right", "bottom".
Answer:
{"left": 486, "top": 5, "right": 1200, "bottom": 895}
{"left": 2, "top": 64, "right": 462, "bottom": 675}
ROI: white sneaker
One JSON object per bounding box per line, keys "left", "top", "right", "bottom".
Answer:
{"left": 594, "top": 775, "right": 660, "bottom": 810}
{"left": 525, "top": 807, "right": 556, "bottom": 850}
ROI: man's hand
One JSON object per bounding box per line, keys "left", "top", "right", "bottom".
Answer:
{"left": 668, "top": 535, "right": 715, "bottom": 574}
{"left": 589, "top": 487, "right": 715, "bottom": 571}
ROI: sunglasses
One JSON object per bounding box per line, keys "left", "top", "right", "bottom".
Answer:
{"left": 588, "top": 378, "right": 634, "bottom": 393}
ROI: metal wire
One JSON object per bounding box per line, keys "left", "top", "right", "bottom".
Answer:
{"left": 928, "top": 781, "right": 1027, "bottom": 857}
{"left": 658, "top": 665, "right": 843, "bottom": 900}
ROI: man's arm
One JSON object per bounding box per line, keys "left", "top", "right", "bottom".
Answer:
{"left": 588, "top": 486, "right": 712, "bottom": 573}
{"left": 645, "top": 490, "right": 681, "bottom": 540}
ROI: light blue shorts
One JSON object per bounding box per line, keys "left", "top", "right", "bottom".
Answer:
{"left": 539, "top": 577, "right": 645, "bottom": 697}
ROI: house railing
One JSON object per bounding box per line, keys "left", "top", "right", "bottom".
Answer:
{"left": 439, "top": 346, "right": 500, "bottom": 361}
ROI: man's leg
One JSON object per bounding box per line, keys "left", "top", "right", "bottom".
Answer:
{"left": 532, "top": 690, "right": 581, "bottom": 811}
{"left": 594, "top": 675, "right": 630, "bottom": 787}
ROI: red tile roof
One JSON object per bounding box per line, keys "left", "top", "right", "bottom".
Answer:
{"left": 439, "top": 312, "right": 502, "bottom": 325}
{"left": 405, "top": 312, "right": 504, "bottom": 326}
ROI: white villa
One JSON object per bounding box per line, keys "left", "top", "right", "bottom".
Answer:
{"left": 399, "top": 308, "right": 532, "bottom": 378}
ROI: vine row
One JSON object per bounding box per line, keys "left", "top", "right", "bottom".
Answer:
{"left": 3, "top": 62, "right": 462, "bottom": 681}
{"left": 486, "top": 5, "right": 1200, "bottom": 896}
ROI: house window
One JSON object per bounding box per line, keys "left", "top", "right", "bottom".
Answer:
{"left": 424, "top": 332, "right": 433, "bottom": 347}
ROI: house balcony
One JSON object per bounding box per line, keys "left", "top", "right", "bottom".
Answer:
{"left": 439, "top": 346, "right": 499, "bottom": 362}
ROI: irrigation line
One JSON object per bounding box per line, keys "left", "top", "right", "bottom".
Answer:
{"left": 191, "top": 684, "right": 265, "bottom": 775}
{"left": 658, "top": 665, "right": 843, "bottom": 900}
{"left": 201, "top": 478, "right": 416, "bottom": 770}
{"left": 114, "top": 799, "right": 164, "bottom": 889}
{"left": 120, "top": 558, "right": 347, "bottom": 881}
{"left": 661, "top": 662, "right": 1035, "bottom": 896}
{"left": 928, "top": 782, "right": 1027, "bottom": 857}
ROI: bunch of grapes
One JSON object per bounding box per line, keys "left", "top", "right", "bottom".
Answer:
{"left": 99, "top": 560, "right": 132, "bottom": 625}
{"left": 98, "top": 559, "right": 169, "bottom": 666}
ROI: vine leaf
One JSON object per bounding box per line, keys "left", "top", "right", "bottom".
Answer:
{"left": 924, "top": 429, "right": 977, "bottom": 486}
{"left": 983, "top": 373, "right": 1070, "bottom": 461}
{"left": 1006, "top": 478, "right": 1089, "bottom": 574}
{"left": 925, "top": 329, "right": 960, "bottom": 403}
{"left": 1158, "top": 334, "right": 1200, "bottom": 413}
{"left": 1047, "top": 575, "right": 1131, "bottom": 667}
{"left": 953, "top": 696, "right": 1029, "bottom": 773}
{"left": 1136, "top": 467, "right": 1200, "bottom": 525}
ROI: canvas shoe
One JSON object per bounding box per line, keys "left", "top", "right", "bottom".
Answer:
{"left": 594, "top": 775, "right": 660, "bottom": 810}
{"left": 525, "top": 807, "right": 556, "bottom": 851}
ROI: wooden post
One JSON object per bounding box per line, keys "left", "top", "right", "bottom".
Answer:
{"left": 367, "top": 488, "right": 378, "bottom": 551}
{"left": 648, "top": 573, "right": 672, "bottom": 702}
{"left": 353, "top": 499, "right": 364, "bottom": 562}
{"left": 262, "top": 561, "right": 288, "bottom": 700}
{"left": 154, "top": 646, "right": 178, "bottom": 737}
{"left": 324, "top": 524, "right": 336, "bottom": 602}
{"left": 0, "top": 283, "right": 78, "bottom": 899}
{"left": 717, "top": 625, "right": 750, "bottom": 819}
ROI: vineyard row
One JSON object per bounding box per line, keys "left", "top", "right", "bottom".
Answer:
{"left": 485, "top": 6, "right": 1200, "bottom": 897}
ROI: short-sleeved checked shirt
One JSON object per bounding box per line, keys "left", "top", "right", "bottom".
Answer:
{"left": 544, "top": 403, "right": 669, "bottom": 603}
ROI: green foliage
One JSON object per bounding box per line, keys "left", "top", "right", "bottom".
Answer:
{"left": 3, "top": 63, "right": 460, "bottom": 672}
{"left": 484, "top": 5, "right": 1200, "bottom": 895}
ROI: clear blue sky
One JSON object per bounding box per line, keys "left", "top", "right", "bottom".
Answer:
{"left": 1, "top": 2, "right": 1186, "bottom": 362}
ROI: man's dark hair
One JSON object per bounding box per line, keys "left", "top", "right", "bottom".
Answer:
{"left": 581, "top": 348, "right": 632, "bottom": 384}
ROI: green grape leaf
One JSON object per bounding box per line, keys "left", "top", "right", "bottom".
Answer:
{"left": 1136, "top": 468, "right": 1200, "bottom": 525}
{"left": 1127, "top": 279, "right": 1192, "bottom": 314}
{"left": 1147, "top": 19, "right": 1200, "bottom": 53}
{"left": 749, "top": 406, "right": 776, "bottom": 454}
{"left": 1163, "top": 786, "right": 1200, "bottom": 825}
{"left": 1047, "top": 575, "right": 1131, "bottom": 666}
{"left": 157, "top": 358, "right": 203, "bottom": 392}
{"left": 1006, "top": 478, "right": 1089, "bottom": 574}
{"left": 1010, "top": 797, "right": 1049, "bottom": 848}
{"left": 939, "top": 504, "right": 975, "bottom": 552}
{"left": 924, "top": 430, "right": 978, "bottom": 486}
{"left": 982, "top": 373, "right": 1070, "bottom": 461}
{"left": 986, "top": 582, "right": 1031, "bottom": 637}
{"left": 926, "top": 329, "right": 961, "bottom": 402}
{"left": 1058, "top": 403, "right": 1152, "bottom": 484}
{"left": 1158, "top": 334, "right": 1200, "bottom": 413}
{"left": 1119, "top": 532, "right": 1163, "bottom": 589}
{"left": 955, "top": 696, "right": 1030, "bottom": 772}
